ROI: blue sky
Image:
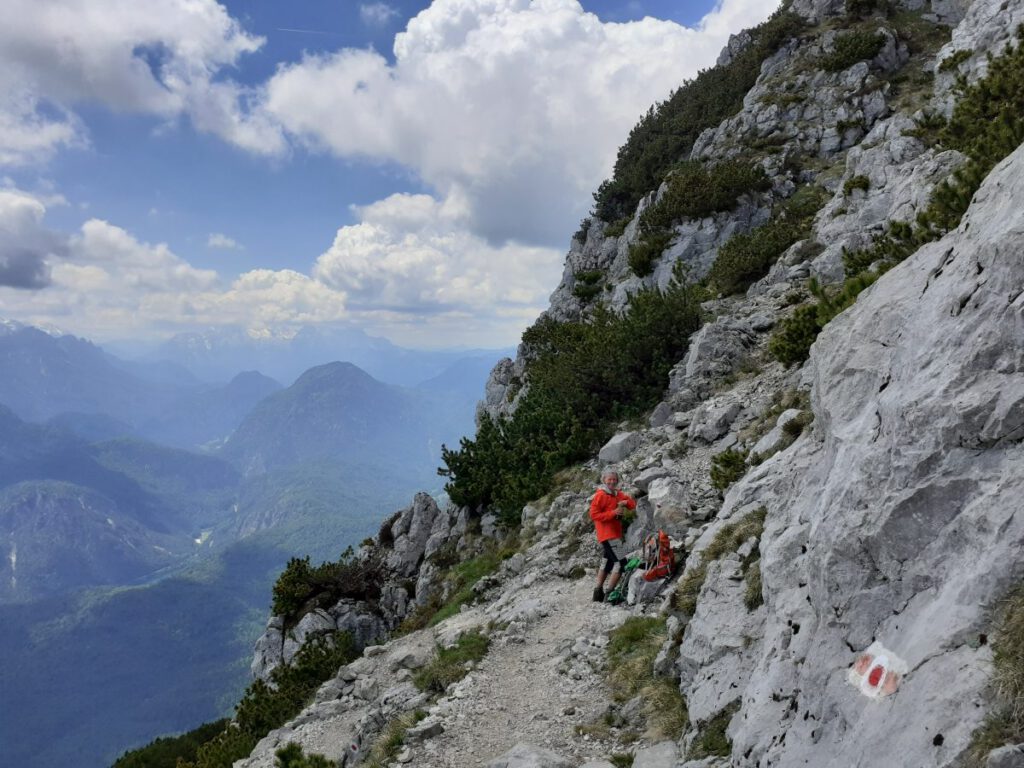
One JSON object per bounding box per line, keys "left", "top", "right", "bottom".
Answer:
{"left": 0, "top": 0, "right": 778, "bottom": 348}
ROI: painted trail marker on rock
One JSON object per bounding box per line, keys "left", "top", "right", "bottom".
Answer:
{"left": 847, "top": 641, "right": 907, "bottom": 699}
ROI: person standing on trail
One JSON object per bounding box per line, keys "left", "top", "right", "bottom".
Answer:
{"left": 589, "top": 469, "right": 636, "bottom": 603}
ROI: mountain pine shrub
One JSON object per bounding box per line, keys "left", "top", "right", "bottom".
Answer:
{"left": 843, "top": 175, "right": 871, "bottom": 195}
{"left": 178, "top": 633, "right": 357, "bottom": 768}
{"left": 272, "top": 547, "right": 383, "bottom": 624}
{"left": 772, "top": 26, "right": 1024, "bottom": 368}
{"left": 769, "top": 274, "right": 879, "bottom": 366}
{"left": 710, "top": 448, "right": 749, "bottom": 492}
{"left": 113, "top": 719, "right": 230, "bottom": 768}
{"left": 592, "top": 6, "right": 806, "bottom": 223}
{"left": 821, "top": 30, "right": 887, "bottom": 72}
{"left": 440, "top": 268, "right": 702, "bottom": 523}
{"left": 629, "top": 160, "right": 771, "bottom": 277}
{"left": 706, "top": 184, "right": 826, "bottom": 295}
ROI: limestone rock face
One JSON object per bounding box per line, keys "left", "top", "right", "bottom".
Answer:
{"left": 709, "top": 142, "right": 1024, "bottom": 768}
{"left": 808, "top": 114, "right": 966, "bottom": 285}
{"left": 668, "top": 318, "right": 757, "bottom": 409}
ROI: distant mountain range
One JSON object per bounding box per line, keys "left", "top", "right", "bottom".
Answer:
{"left": 221, "top": 361, "right": 471, "bottom": 480}
{"left": 0, "top": 319, "right": 500, "bottom": 767}
{"left": 0, "top": 406, "right": 240, "bottom": 602}
{"left": 134, "top": 324, "right": 512, "bottom": 388}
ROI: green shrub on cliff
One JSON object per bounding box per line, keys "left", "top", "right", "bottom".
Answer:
{"left": 440, "top": 268, "right": 703, "bottom": 523}
{"left": 593, "top": 7, "right": 805, "bottom": 223}
{"left": 113, "top": 719, "right": 229, "bottom": 768}
{"left": 706, "top": 185, "right": 827, "bottom": 295}
{"left": 770, "top": 27, "right": 1024, "bottom": 368}
{"left": 629, "top": 160, "right": 771, "bottom": 277}
{"left": 174, "top": 634, "right": 357, "bottom": 768}
{"left": 821, "top": 30, "right": 887, "bottom": 72}
{"left": 272, "top": 547, "right": 382, "bottom": 624}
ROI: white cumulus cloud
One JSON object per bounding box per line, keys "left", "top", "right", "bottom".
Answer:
{"left": 360, "top": 2, "right": 400, "bottom": 27}
{"left": 261, "top": 0, "right": 781, "bottom": 245}
{"left": 0, "top": 0, "right": 285, "bottom": 166}
{"left": 313, "top": 192, "right": 562, "bottom": 316}
{"left": 208, "top": 233, "right": 243, "bottom": 250}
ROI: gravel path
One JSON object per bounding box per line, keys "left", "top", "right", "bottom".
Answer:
{"left": 411, "top": 575, "right": 632, "bottom": 767}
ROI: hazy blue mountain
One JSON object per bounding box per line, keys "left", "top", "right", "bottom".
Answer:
{"left": 0, "top": 323, "right": 184, "bottom": 424}
{"left": 416, "top": 353, "right": 510, "bottom": 400}
{"left": 46, "top": 411, "right": 137, "bottom": 442}
{"left": 220, "top": 361, "right": 463, "bottom": 480}
{"left": 0, "top": 408, "right": 241, "bottom": 602}
{"left": 138, "top": 371, "right": 282, "bottom": 450}
{"left": 0, "top": 466, "right": 410, "bottom": 768}
{"left": 0, "top": 481, "right": 190, "bottom": 603}
{"left": 150, "top": 324, "right": 511, "bottom": 388}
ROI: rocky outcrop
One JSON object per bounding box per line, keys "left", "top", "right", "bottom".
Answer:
{"left": 687, "top": 140, "right": 1024, "bottom": 768}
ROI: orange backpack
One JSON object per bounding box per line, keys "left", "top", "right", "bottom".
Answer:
{"left": 642, "top": 530, "right": 675, "bottom": 581}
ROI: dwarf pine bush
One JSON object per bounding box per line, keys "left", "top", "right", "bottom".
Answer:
{"left": 440, "top": 268, "right": 702, "bottom": 523}
{"left": 592, "top": 6, "right": 805, "bottom": 223}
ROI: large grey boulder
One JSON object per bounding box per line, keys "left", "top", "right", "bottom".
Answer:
{"left": 633, "top": 741, "right": 679, "bottom": 768}
{"left": 599, "top": 431, "right": 642, "bottom": 464}
{"left": 282, "top": 609, "right": 336, "bottom": 664}
{"left": 668, "top": 319, "right": 756, "bottom": 409}
{"left": 717, "top": 142, "right": 1024, "bottom": 767}
{"left": 250, "top": 616, "right": 285, "bottom": 682}
{"left": 677, "top": 558, "right": 764, "bottom": 722}
{"left": 386, "top": 493, "right": 447, "bottom": 578}
{"left": 485, "top": 743, "right": 574, "bottom": 768}
{"left": 988, "top": 744, "right": 1024, "bottom": 768}
{"left": 809, "top": 114, "right": 965, "bottom": 285}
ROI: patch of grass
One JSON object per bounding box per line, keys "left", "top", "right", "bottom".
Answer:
{"left": 604, "top": 217, "right": 631, "bottom": 238}
{"left": 413, "top": 630, "right": 490, "bottom": 694}
{"left": 710, "top": 448, "right": 749, "bottom": 493}
{"left": 967, "top": 584, "right": 1024, "bottom": 767}
{"left": 606, "top": 617, "right": 689, "bottom": 739}
{"left": 843, "top": 175, "right": 871, "bottom": 195}
{"left": 673, "top": 509, "right": 767, "bottom": 617}
{"left": 610, "top": 754, "right": 635, "bottom": 768}
{"left": 744, "top": 560, "right": 764, "bottom": 610}
{"left": 361, "top": 710, "right": 428, "bottom": 768}
{"left": 274, "top": 743, "right": 335, "bottom": 767}
{"left": 428, "top": 551, "right": 506, "bottom": 627}
{"left": 688, "top": 702, "right": 740, "bottom": 760}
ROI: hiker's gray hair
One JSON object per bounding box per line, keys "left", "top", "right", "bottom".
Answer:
{"left": 601, "top": 469, "right": 619, "bottom": 483}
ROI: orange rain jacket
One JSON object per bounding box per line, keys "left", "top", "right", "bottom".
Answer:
{"left": 589, "top": 487, "right": 636, "bottom": 543}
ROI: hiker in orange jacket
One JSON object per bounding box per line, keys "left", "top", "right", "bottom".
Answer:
{"left": 589, "top": 469, "right": 636, "bottom": 602}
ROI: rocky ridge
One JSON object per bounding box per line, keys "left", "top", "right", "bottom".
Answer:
{"left": 240, "top": 1, "right": 1024, "bottom": 766}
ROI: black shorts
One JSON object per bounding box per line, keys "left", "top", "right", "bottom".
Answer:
{"left": 601, "top": 538, "right": 627, "bottom": 573}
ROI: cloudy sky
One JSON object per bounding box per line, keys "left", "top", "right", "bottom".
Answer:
{"left": 0, "top": 0, "right": 780, "bottom": 349}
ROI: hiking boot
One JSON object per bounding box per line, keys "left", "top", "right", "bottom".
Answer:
{"left": 592, "top": 587, "right": 605, "bottom": 603}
